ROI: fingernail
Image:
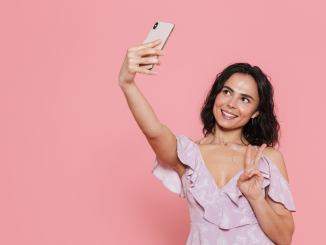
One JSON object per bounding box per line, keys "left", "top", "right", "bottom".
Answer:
{"left": 161, "top": 50, "right": 165, "bottom": 55}
{"left": 158, "top": 60, "right": 161, "bottom": 65}
{"left": 157, "top": 39, "right": 162, "bottom": 42}
{"left": 154, "top": 71, "right": 158, "bottom": 74}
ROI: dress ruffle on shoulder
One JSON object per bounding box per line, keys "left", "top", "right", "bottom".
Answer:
{"left": 261, "top": 154, "right": 297, "bottom": 212}
{"left": 152, "top": 134, "right": 296, "bottom": 230}
{"left": 152, "top": 134, "right": 199, "bottom": 198}
{"left": 224, "top": 153, "right": 297, "bottom": 211}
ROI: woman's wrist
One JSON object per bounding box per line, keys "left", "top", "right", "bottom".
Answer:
{"left": 119, "top": 80, "right": 136, "bottom": 91}
{"left": 246, "top": 192, "right": 265, "bottom": 205}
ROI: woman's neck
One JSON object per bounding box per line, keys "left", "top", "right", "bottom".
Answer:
{"left": 211, "top": 124, "right": 247, "bottom": 145}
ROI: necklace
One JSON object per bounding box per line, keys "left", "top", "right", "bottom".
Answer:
{"left": 213, "top": 134, "right": 244, "bottom": 163}
{"left": 213, "top": 134, "right": 241, "bottom": 146}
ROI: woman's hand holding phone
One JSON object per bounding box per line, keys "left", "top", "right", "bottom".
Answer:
{"left": 118, "top": 39, "right": 165, "bottom": 88}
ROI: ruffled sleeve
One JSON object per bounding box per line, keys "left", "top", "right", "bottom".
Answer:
{"left": 262, "top": 155, "right": 297, "bottom": 212}
{"left": 152, "top": 134, "right": 198, "bottom": 198}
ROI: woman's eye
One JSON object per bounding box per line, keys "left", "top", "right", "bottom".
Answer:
{"left": 223, "top": 90, "right": 230, "bottom": 95}
{"left": 242, "top": 97, "right": 249, "bottom": 103}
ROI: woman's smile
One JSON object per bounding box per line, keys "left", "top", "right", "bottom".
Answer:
{"left": 221, "top": 109, "right": 238, "bottom": 120}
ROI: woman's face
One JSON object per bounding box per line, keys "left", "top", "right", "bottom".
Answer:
{"left": 213, "top": 73, "right": 260, "bottom": 130}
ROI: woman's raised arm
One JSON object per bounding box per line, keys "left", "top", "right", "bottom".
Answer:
{"left": 118, "top": 39, "right": 186, "bottom": 178}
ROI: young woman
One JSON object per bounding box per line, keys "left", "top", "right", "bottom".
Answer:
{"left": 119, "top": 39, "right": 296, "bottom": 245}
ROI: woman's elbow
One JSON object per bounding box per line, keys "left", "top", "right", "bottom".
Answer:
{"left": 276, "top": 230, "right": 294, "bottom": 245}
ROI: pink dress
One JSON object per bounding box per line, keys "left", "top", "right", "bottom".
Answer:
{"left": 152, "top": 134, "right": 296, "bottom": 245}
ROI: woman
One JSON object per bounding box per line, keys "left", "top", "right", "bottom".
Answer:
{"left": 119, "top": 39, "right": 296, "bottom": 245}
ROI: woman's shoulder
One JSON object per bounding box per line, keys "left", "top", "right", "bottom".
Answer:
{"left": 174, "top": 134, "right": 196, "bottom": 143}
{"left": 175, "top": 134, "right": 201, "bottom": 145}
{"left": 262, "top": 146, "right": 289, "bottom": 182}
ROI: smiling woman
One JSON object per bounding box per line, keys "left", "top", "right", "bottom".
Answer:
{"left": 201, "top": 63, "right": 280, "bottom": 147}
{"left": 119, "top": 40, "right": 296, "bottom": 245}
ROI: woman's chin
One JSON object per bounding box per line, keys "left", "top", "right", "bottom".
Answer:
{"left": 216, "top": 121, "right": 236, "bottom": 130}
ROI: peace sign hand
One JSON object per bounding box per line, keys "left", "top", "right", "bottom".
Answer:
{"left": 237, "top": 144, "right": 267, "bottom": 202}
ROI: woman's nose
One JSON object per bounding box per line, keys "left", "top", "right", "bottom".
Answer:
{"left": 227, "top": 96, "right": 237, "bottom": 108}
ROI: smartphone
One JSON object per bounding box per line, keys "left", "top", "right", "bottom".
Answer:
{"left": 139, "top": 21, "right": 175, "bottom": 70}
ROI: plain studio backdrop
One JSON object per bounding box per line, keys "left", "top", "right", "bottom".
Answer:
{"left": 0, "top": 0, "right": 324, "bottom": 244}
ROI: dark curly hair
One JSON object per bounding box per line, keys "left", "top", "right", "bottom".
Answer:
{"left": 200, "top": 62, "right": 280, "bottom": 148}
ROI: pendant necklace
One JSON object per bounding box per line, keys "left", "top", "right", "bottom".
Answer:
{"left": 213, "top": 134, "right": 241, "bottom": 146}
{"left": 213, "top": 134, "right": 244, "bottom": 163}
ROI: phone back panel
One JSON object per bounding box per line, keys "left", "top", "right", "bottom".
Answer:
{"left": 140, "top": 21, "right": 174, "bottom": 69}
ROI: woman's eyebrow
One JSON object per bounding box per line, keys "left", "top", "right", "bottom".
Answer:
{"left": 223, "top": 86, "right": 254, "bottom": 100}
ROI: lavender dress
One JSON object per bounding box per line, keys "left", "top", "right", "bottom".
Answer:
{"left": 152, "top": 134, "right": 296, "bottom": 245}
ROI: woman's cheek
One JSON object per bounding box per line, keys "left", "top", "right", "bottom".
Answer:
{"left": 237, "top": 104, "right": 252, "bottom": 117}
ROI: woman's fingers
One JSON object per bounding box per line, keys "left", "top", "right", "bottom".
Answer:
{"left": 244, "top": 165, "right": 255, "bottom": 177}
{"left": 129, "top": 57, "right": 161, "bottom": 66}
{"left": 254, "top": 143, "right": 267, "bottom": 167}
{"left": 135, "top": 47, "right": 165, "bottom": 58}
{"left": 239, "top": 166, "right": 262, "bottom": 185}
{"left": 128, "top": 66, "right": 158, "bottom": 75}
{"left": 247, "top": 168, "right": 261, "bottom": 178}
{"left": 122, "top": 39, "right": 165, "bottom": 79}
{"left": 245, "top": 145, "right": 252, "bottom": 168}
{"left": 129, "top": 39, "right": 162, "bottom": 52}
{"left": 238, "top": 173, "right": 246, "bottom": 182}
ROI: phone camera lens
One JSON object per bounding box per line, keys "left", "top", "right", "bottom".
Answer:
{"left": 153, "top": 22, "right": 158, "bottom": 29}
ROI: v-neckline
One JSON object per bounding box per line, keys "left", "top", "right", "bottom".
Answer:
{"left": 195, "top": 142, "right": 255, "bottom": 192}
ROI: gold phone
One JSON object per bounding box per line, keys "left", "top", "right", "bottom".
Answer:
{"left": 140, "top": 21, "right": 175, "bottom": 70}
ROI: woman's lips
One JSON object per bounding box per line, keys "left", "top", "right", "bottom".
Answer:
{"left": 221, "top": 109, "right": 238, "bottom": 120}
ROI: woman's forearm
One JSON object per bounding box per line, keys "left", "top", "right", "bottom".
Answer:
{"left": 120, "top": 81, "right": 163, "bottom": 138}
{"left": 248, "top": 194, "right": 294, "bottom": 245}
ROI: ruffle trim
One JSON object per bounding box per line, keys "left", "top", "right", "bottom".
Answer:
{"left": 191, "top": 153, "right": 259, "bottom": 229}
{"left": 262, "top": 154, "right": 297, "bottom": 212}
{"left": 152, "top": 134, "right": 296, "bottom": 230}
{"left": 152, "top": 134, "right": 199, "bottom": 198}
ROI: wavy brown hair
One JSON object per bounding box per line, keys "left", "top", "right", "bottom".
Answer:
{"left": 200, "top": 63, "right": 280, "bottom": 147}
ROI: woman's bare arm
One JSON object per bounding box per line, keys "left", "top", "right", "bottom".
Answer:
{"left": 119, "top": 39, "right": 186, "bottom": 177}
{"left": 240, "top": 147, "right": 295, "bottom": 245}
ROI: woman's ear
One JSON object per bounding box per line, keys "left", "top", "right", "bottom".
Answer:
{"left": 251, "top": 111, "right": 260, "bottom": 119}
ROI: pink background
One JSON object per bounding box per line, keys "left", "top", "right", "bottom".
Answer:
{"left": 0, "top": 0, "right": 324, "bottom": 244}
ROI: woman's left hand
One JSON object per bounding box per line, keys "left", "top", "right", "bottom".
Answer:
{"left": 237, "top": 144, "right": 267, "bottom": 201}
